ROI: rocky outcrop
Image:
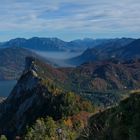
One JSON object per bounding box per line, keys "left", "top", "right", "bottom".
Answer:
{"left": 0, "top": 57, "right": 94, "bottom": 139}
{"left": 0, "top": 57, "right": 48, "bottom": 138}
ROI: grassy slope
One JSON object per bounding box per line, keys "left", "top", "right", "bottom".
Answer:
{"left": 78, "top": 92, "right": 140, "bottom": 140}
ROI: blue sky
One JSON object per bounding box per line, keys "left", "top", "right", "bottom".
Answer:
{"left": 0, "top": 0, "right": 140, "bottom": 41}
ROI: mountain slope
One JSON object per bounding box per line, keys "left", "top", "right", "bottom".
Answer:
{"left": 66, "top": 59, "right": 140, "bottom": 91}
{"left": 78, "top": 92, "right": 140, "bottom": 140}
{"left": 68, "top": 38, "right": 139, "bottom": 65}
{"left": 0, "top": 57, "right": 140, "bottom": 139}
{"left": 1, "top": 56, "right": 140, "bottom": 106}
{"left": 113, "top": 39, "right": 140, "bottom": 59}
{"left": 2, "top": 56, "right": 139, "bottom": 93}
{"left": 32, "top": 58, "right": 140, "bottom": 107}
{"left": 1, "top": 56, "right": 139, "bottom": 96}
{"left": 24, "top": 57, "right": 140, "bottom": 92}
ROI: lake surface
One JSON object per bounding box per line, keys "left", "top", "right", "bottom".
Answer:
{"left": 0, "top": 80, "right": 17, "bottom": 97}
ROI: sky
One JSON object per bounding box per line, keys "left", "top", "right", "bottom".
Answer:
{"left": 0, "top": 0, "right": 140, "bottom": 41}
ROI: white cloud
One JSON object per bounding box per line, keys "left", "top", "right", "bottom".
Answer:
{"left": 0, "top": 0, "right": 140, "bottom": 39}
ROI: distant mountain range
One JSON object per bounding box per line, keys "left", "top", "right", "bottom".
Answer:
{"left": 67, "top": 38, "right": 140, "bottom": 65}
{"left": 0, "top": 37, "right": 135, "bottom": 51}
{"left": 0, "top": 37, "right": 138, "bottom": 81}
{"left": 0, "top": 37, "right": 68, "bottom": 51}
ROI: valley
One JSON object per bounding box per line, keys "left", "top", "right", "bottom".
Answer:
{"left": 0, "top": 0, "right": 140, "bottom": 139}
{"left": 0, "top": 37, "right": 139, "bottom": 140}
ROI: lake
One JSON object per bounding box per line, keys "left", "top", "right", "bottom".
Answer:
{"left": 0, "top": 80, "right": 17, "bottom": 97}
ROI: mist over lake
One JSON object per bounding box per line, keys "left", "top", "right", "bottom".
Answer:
{"left": 33, "top": 51, "right": 83, "bottom": 59}
{"left": 33, "top": 51, "right": 83, "bottom": 67}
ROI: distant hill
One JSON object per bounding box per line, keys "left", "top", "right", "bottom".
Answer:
{"left": 0, "top": 47, "right": 51, "bottom": 80}
{"left": 113, "top": 39, "right": 140, "bottom": 59}
{"left": 67, "top": 59, "right": 140, "bottom": 92}
{"left": 0, "top": 37, "right": 134, "bottom": 52}
{"left": 70, "top": 37, "right": 134, "bottom": 50}
{"left": 3, "top": 57, "right": 140, "bottom": 103}
{"left": 67, "top": 38, "right": 139, "bottom": 65}
{"left": 0, "top": 37, "right": 68, "bottom": 51}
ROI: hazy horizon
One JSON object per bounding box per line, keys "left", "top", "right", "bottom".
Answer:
{"left": 0, "top": 36, "right": 139, "bottom": 42}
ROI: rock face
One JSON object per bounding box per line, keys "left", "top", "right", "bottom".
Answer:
{"left": 0, "top": 59, "right": 44, "bottom": 137}
{"left": 0, "top": 58, "right": 47, "bottom": 137}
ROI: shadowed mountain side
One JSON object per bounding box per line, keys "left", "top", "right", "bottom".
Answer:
{"left": 78, "top": 92, "right": 140, "bottom": 140}
{"left": 67, "top": 38, "right": 140, "bottom": 66}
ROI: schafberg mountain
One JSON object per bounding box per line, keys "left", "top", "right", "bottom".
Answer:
{"left": 68, "top": 38, "right": 139, "bottom": 65}
{"left": 0, "top": 37, "right": 67, "bottom": 51}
